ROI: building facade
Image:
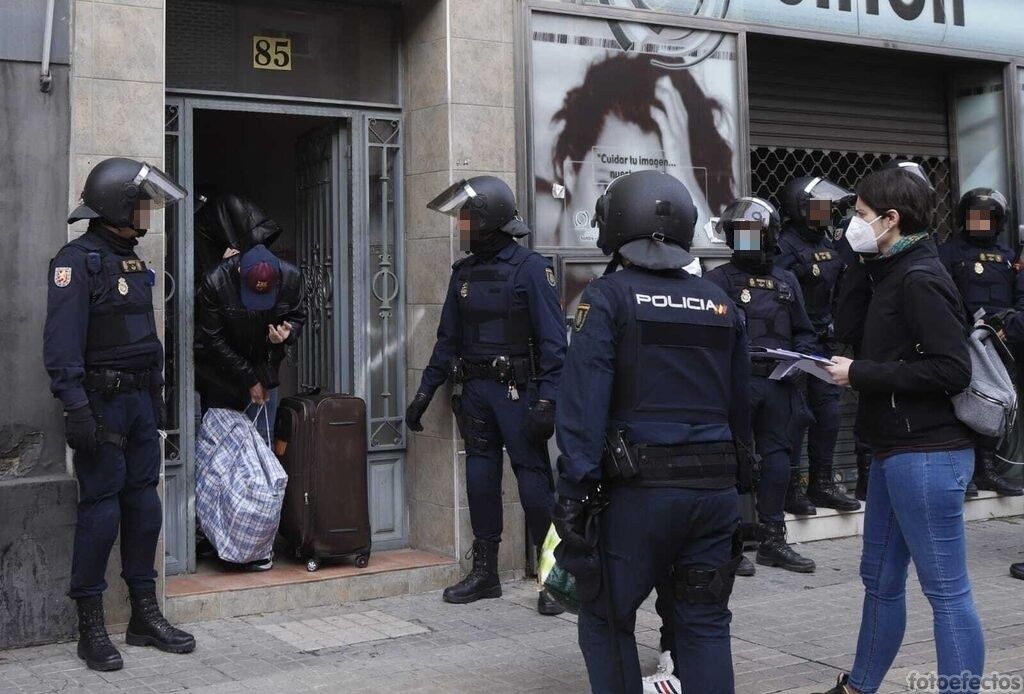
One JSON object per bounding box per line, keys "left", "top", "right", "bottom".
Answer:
{"left": 2, "top": 0, "right": 1023, "bottom": 649}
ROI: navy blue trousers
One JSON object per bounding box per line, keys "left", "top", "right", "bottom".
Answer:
{"left": 578, "top": 486, "right": 739, "bottom": 694}
{"left": 69, "top": 389, "right": 162, "bottom": 599}
{"left": 458, "top": 379, "right": 555, "bottom": 546}
{"left": 750, "top": 376, "right": 793, "bottom": 523}
{"left": 791, "top": 374, "right": 843, "bottom": 474}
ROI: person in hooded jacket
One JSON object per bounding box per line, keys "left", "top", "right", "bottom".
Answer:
{"left": 404, "top": 176, "right": 567, "bottom": 615}
{"left": 938, "top": 188, "right": 1024, "bottom": 497}
{"left": 776, "top": 176, "right": 861, "bottom": 515}
{"left": 816, "top": 167, "right": 982, "bottom": 694}
{"left": 194, "top": 193, "right": 284, "bottom": 279}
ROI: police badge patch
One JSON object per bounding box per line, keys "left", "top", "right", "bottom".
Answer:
{"left": 459, "top": 281, "right": 470, "bottom": 298}
{"left": 574, "top": 303, "right": 590, "bottom": 332}
{"left": 975, "top": 262, "right": 984, "bottom": 275}
{"left": 117, "top": 277, "right": 129, "bottom": 296}
{"left": 53, "top": 267, "right": 72, "bottom": 287}
{"left": 812, "top": 264, "right": 821, "bottom": 277}
{"left": 740, "top": 288, "right": 752, "bottom": 304}
{"left": 545, "top": 267, "right": 556, "bottom": 287}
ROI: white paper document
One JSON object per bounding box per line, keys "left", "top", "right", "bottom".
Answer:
{"left": 750, "top": 347, "right": 837, "bottom": 384}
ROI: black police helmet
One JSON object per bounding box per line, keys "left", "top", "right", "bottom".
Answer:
{"left": 957, "top": 187, "right": 1009, "bottom": 239}
{"left": 716, "top": 196, "right": 782, "bottom": 254}
{"left": 882, "top": 160, "right": 935, "bottom": 192}
{"left": 593, "top": 170, "right": 697, "bottom": 269}
{"left": 781, "top": 175, "right": 855, "bottom": 228}
{"left": 427, "top": 175, "right": 529, "bottom": 237}
{"left": 69, "top": 157, "right": 187, "bottom": 228}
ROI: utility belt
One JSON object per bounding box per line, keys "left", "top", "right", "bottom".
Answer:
{"left": 601, "top": 431, "right": 738, "bottom": 488}
{"left": 449, "top": 355, "right": 535, "bottom": 385}
{"left": 749, "top": 359, "right": 781, "bottom": 378}
{"left": 84, "top": 368, "right": 151, "bottom": 396}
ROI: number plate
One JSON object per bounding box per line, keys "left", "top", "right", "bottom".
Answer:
{"left": 252, "top": 36, "right": 292, "bottom": 71}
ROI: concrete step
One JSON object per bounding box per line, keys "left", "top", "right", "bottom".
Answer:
{"left": 786, "top": 490, "right": 1024, "bottom": 544}
{"left": 165, "top": 549, "right": 461, "bottom": 625}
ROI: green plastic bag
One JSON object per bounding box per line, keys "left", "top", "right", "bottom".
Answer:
{"left": 538, "top": 524, "right": 580, "bottom": 615}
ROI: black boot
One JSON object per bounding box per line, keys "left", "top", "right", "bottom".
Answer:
{"left": 76, "top": 596, "right": 123, "bottom": 672}
{"left": 735, "top": 554, "right": 756, "bottom": 577}
{"left": 126, "top": 587, "right": 196, "bottom": 654}
{"left": 784, "top": 468, "right": 817, "bottom": 516}
{"left": 855, "top": 451, "right": 870, "bottom": 502}
{"left": 443, "top": 539, "right": 501, "bottom": 604}
{"left": 966, "top": 479, "right": 979, "bottom": 498}
{"left": 756, "top": 522, "right": 816, "bottom": 573}
{"left": 1011, "top": 563, "right": 1024, "bottom": 580}
{"left": 973, "top": 448, "right": 1023, "bottom": 497}
{"left": 814, "top": 673, "right": 856, "bottom": 694}
{"left": 807, "top": 468, "right": 861, "bottom": 512}
{"left": 537, "top": 589, "right": 565, "bottom": 616}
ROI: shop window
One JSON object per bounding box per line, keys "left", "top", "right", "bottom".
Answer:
{"left": 952, "top": 68, "right": 1010, "bottom": 208}
{"left": 750, "top": 147, "right": 955, "bottom": 241}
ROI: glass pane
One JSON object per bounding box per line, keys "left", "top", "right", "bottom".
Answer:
{"left": 953, "top": 67, "right": 1010, "bottom": 217}
{"left": 530, "top": 12, "right": 740, "bottom": 250}
{"left": 167, "top": 0, "right": 398, "bottom": 104}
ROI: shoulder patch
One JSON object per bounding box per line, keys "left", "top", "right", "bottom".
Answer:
{"left": 53, "top": 266, "right": 72, "bottom": 287}
{"left": 545, "top": 267, "right": 557, "bottom": 287}
{"left": 573, "top": 303, "right": 590, "bottom": 332}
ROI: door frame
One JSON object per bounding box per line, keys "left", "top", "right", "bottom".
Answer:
{"left": 164, "top": 94, "right": 404, "bottom": 574}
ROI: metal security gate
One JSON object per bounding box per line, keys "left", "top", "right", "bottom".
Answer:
{"left": 296, "top": 123, "right": 349, "bottom": 393}
{"left": 746, "top": 35, "right": 957, "bottom": 484}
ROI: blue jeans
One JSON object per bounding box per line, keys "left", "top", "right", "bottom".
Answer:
{"left": 850, "top": 448, "right": 985, "bottom": 694}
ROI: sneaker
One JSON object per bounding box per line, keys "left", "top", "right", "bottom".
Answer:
{"left": 244, "top": 556, "right": 273, "bottom": 572}
{"left": 642, "top": 651, "right": 680, "bottom": 693}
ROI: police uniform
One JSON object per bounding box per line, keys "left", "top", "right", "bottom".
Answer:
{"left": 418, "top": 240, "right": 565, "bottom": 547}
{"left": 46, "top": 157, "right": 194, "bottom": 673}
{"left": 45, "top": 226, "right": 164, "bottom": 600}
{"left": 557, "top": 266, "right": 748, "bottom": 694}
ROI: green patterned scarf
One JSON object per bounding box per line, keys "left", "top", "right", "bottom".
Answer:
{"left": 877, "top": 231, "right": 929, "bottom": 259}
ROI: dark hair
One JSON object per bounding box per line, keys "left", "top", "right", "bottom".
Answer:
{"left": 550, "top": 53, "right": 735, "bottom": 214}
{"left": 855, "top": 168, "right": 933, "bottom": 235}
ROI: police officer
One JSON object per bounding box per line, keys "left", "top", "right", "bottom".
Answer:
{"left": 939, "top": 187, "right": 1024, "bottom": 497}
{"left": 706, "top": 197, "right": 818, "bottom": 573}
{"left": 554, "top": 170, "right": 752, "bottom": 693}
{"left": 777, "top": 176, "right": 861, "bottom": 515}
{"left": 44, "top": 158, "right": 195, "bottom": 672}
{"left": 404, "top": 176, "right": 567, "bottom": 615}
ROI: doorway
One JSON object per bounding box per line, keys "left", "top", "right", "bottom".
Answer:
{"left": 163, "top": 98, "right": 407, "bottom": 575}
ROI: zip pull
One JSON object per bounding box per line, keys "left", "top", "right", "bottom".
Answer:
{"left": 304, "top": 492, "right": 310, "bottom": 506}
{"left": 508, "top": 383, "right": 520, "bottom": 401}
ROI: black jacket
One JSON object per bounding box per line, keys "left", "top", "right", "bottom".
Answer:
{"left": 195, "top": 256, "right": 306, "bottom": 410}
{"left": 837, "top": 240, "right": 973, "bottom": 456}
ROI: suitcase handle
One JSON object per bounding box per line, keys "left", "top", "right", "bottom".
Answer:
{"left": 299, "top": 386, "right": 322, "bottom": 397}
{"left": 329, "top": 420, "right": 358, "bottom": 427}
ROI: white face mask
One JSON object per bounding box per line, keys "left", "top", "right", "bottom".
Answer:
{"left": 845, "top": 214, "right": 887, "bottom": 254}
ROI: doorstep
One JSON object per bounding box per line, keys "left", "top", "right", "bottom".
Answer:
{"left": 164, "top": 549, "right": 461, "bottom": 625}
{"left": 786, "top": 490, "right": 1024, "bottom": 544}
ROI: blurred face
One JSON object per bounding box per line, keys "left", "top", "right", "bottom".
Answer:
{"left": 808, "top": 199, "right": 832, "bottom": 227}
{"left": 733, "top": 220, "right": 762, "bottom": 251}
{"left": 967, "top": 208, "right": 992, "bottom": 236}
{"left": 132, "top": 199, "right": 153, "bottom": 231}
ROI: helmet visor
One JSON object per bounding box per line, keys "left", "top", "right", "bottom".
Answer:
{"left": 804, "top": 178, "right": 855, "bottom": 205}
{"left": 133, "top": 163, "right": 188, "bottom": 209}
{"left": 716, "top": 198, "right": 775, "bottom": 237}
{"left": 427, "top": 179, "right": 477, "bottom": 217}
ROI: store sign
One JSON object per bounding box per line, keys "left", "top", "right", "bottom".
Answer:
{"left": 597, "top": 0, "right": 1024, "bottom": 57}
{"left": 252, "top": 36, "right": 292, "bottom": 71}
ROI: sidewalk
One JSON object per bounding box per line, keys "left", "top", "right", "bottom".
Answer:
{"left": 2, "top": 518, "right": 1022, "bottom": 694}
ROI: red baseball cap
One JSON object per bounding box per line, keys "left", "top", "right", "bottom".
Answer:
{"left": 239, "top": 245, "right": 280, "bottom": 310}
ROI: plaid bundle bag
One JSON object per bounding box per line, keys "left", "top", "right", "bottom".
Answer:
{"left": 196, "top": 407, "right": 288, "bottom": 564}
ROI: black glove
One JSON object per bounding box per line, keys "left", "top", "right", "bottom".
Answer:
{"left": 983, "top": 310, "right": 1012, "bottom": 333}
{"left": 405, "top": 392, "right": 432, "bottom": 432}
{"left": 552, "top": 496, "right": 589, "bottom": 549}
{"left": 65, "top": 405, "right": 97, "bottom": 452}
{"left": 523, "top": 399, "right": 555, "bottom": 445}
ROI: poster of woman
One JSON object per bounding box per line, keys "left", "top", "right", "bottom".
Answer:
{"left": 530, "top": 11, "right": 741, "bottom": 251}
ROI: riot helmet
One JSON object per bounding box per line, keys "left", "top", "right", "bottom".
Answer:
{"left": 882, "top": 160, "right": 935, "bottom": 192}
{"left": 781, "top": 175, "right": 855, "bottom": 234}
{"left": 68, "top": 157, "right": 187, "bottom": 233}
{"left": 428, "top": 176, "right": 529, "bottom": 236}
{"left": 957, "top": 187, "right": 1008, "bottom": 244}
{"left": 717, "top": 196, "right": 781, "bottom": 273}
{"left": 592, "top": 170, "right": 697, "bottom": 270}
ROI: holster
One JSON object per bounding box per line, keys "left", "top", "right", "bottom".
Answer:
{"left": 674, "top": 524, "right": 746, "bottom": 605}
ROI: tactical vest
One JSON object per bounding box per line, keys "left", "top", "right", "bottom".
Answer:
{"left": 949, "top": 245, "right": 1015, "bottom": 315}
{"left": 718, "top": 264, "right": 795, "bottom": 350}
{"left": 783, "top": 233, "right": 842, "bottom": 332}
{"left": 603, "top": 268, "right": 735, "bottom": 429}
{"left": 71, "top": 234, "right": 161, "bottom": 369}
{"left": 455, "top": 245, "right": 535, "bottom": 359}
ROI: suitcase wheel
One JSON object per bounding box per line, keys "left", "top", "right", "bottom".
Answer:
{"left": 355, "top": 554, "right": 370, "bottom": 569}
{"left": 306, "top": 558, "right": 320, "bottom": 572}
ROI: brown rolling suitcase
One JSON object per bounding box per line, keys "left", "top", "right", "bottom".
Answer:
{"left": 274, "top": 393, "right": 371, "bottom": 571}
